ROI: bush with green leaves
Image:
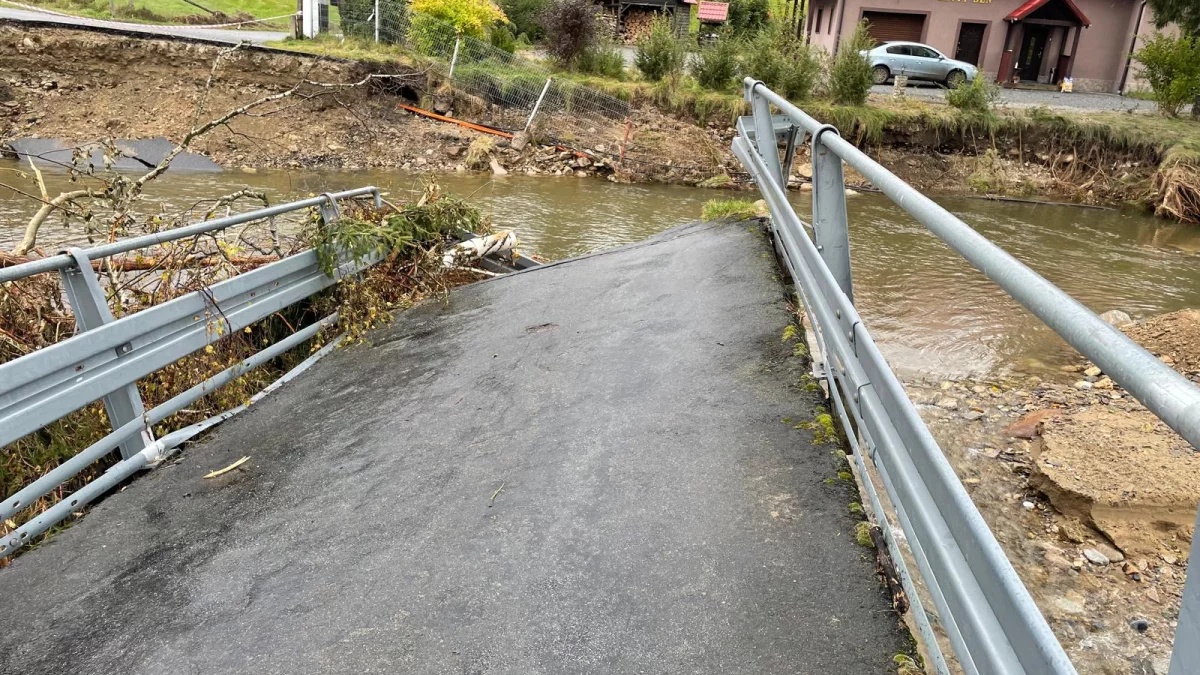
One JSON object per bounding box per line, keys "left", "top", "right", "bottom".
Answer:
{"left": 946, "top": 73, "right": 999, "bottom": 114}
{"left": 1134, "top": 32, "right": 1200, "bottom": 117}
{"left": 740, "top": 21, "right": 820, "bottom": 100}
{"left": 540, "top": 0, "right": 597, "bottom": 66}
{"left": 489, "top": 24, "right": 517, "bottom": 52}
{"left": 576, "top": 42, "right": 627, "bottom": 79}
{"left": 693, "top": 35, "right": 741, "bottom": 91}
{"left": 635, "top": 17, "right": 686, "bottom": 81}
{"left": 499, "top": 0, "right": 548, "bottom": 40}
{"left": 726, "top": 0, "right": 769, "bottom": 35}
{"left": 829, "top": 21, "right": 875, "bottom": 106}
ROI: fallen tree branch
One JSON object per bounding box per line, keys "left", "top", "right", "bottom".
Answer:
{"left": 11, "top": 189, "right": 105, "bottom": 256}
{"left": 0, "top": 250, "right": 278, "bottom": 272}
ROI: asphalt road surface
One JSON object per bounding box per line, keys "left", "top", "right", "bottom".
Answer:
{"left": 0, "top": 221, "right": 910, "bottom": 675}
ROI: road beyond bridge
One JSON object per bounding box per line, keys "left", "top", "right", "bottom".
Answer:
{"left": 0, "top": 221, "right": 910, "bottom": 674}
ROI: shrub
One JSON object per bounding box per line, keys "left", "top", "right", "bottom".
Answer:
{"left": 740, "top": 21, "right": 820, "bottom": 100}
{"left": 489, "top": 24, "right": 517, "bottom": 52}
{"left": 635, "top": 17, "right": 686, "bottom": 81}
{"left": 576, "top": 42, "right": 627, "bottom": 79}
{"left": 692, "top": 35, "right": 740, "bottom": 91}
{"left": 1134, "top": 32, "right": 1200, "bottom": 117}
{"left": 702, "top": 198, "right": 760, "bottom": 221}
{"left": 411, "top": 0, "right": 508, "bottom": 38}
{"left": 498, "top": 0, "right": 548, "bottom": 41}
{"left": 829, "top": 20, "right": 875, "bottom": 106}
{"left": 409, "top": 12, "right": 460, "bottom": 57}
{"left": 946, "top": 73, "right": 999, "bottom": 114}
{"left": 540, "top": 0, "right": 597, "bottom": 66}
{"left": 726, "top": 0, "right": 769, "bottom": 35}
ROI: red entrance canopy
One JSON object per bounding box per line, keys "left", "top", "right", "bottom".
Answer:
{"left": 697, "top": 1, "right": 729, "bottom": 22}
{"left": 1005, "top": 0, "right": 1091, "bottom": 26}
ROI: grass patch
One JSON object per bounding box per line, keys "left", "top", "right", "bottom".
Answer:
{"left": 267, "top": 35, "right": 421, "bottom": 66}
{"left": 701, "top": 198, "right": 758, "bottom": 221}
{"left": 19, "top": 0, "right": 297, "bottom": 24}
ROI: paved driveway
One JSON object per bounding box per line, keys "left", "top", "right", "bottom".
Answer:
{"left": 870, "top": 82, "right": 1164, "bottom": 113}
{"left": 0, "top": 5, "right": 288, "bottom": 44}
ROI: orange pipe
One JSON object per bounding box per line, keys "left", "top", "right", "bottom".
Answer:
{"left": 396, "top": 103, "right": 513, "bottom": 139}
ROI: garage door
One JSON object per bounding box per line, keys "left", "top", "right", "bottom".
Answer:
{"left": 862, "top": 11, "right": 925, "bottom": 43}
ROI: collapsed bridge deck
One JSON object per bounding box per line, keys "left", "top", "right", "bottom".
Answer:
{"left": 0, "top": 221, "right": 908, "bottom": 675}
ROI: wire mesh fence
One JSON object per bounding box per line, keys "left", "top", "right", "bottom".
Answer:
{"left": 331, "top": 0, "right": 631, "bottom": 154}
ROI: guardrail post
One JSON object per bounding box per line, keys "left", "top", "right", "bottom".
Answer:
{"left": 747, "top": 83, "right": 784, "bottom": 187}
{"left": 59, "top": 248, "right": 153, "bottom": 460}
{"left": 318, "top": 192, "right": 342, "bottom": 224}
{"left": 811, "top": 126, "right": 854, "bottom": 303}
{"left": 1170, "top": 508, "right": 1200, "bottom": 674}
{"left": 780, "top": 124, "right": 801, "bottom": 182}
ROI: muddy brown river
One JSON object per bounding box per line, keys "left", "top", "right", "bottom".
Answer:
{"left": 4, "top": 165, "right": 1200, "bottom": 379}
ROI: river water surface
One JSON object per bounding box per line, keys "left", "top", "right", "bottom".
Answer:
{"left": 4, "top": 165, "right": 1199, "bottom": 379}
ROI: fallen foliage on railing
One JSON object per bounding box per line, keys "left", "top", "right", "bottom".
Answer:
{"left": 0, "top": 181, "right": 493, "bottom": 564}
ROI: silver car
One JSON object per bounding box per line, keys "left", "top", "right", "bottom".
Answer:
{"left": 862, "top": 41, "right": 979, "bottom": 88}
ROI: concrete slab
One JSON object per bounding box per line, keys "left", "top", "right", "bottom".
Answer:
{"left": 0, "top": 221, "right": 909, "bottom": 674}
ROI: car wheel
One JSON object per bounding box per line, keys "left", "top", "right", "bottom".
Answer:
{"left": 946, "top": 70, "right": 967, "bottom": 88}
{"left": 871, "top": 65, "right": 890, "bottom": 85}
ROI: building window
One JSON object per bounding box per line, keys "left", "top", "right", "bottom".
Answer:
{"left": 816, "top": 8, "right": 824, "bottom": 33}
{"left": 828, "top": 8, "right": 835, "bottom": 33}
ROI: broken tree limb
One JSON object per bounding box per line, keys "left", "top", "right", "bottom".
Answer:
{"left": 11, "top": 190, "right": 104, "bottom": 256}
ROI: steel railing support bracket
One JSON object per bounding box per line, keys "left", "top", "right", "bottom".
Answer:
{"left": 58, "top": 248, "right": 154, "bottom": 459}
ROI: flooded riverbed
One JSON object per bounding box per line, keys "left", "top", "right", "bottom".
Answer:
{"left": 4, "top": 165, "right": 1200, "bottom": 379}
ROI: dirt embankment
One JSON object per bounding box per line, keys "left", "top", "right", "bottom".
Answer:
{"left": 0, "top": 27, "right": 735, "bottom": 184}
{"left": 0, "top": 25, "right": 1172, "bottom": 209}
{"left": 907, "top": 308, "right": 1200, "bottom": 675}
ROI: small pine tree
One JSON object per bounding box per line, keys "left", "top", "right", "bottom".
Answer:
{"left": 693, "top": 35, "right": 741, "bottom": 91}
{"left": 829, "top": 20, "right": 875, "bottom": 106}
{"left": 740, "top": 20, "right": 820, "bottom": 100}
{"left": 635, "top": 17, "right": 686, "bottom": 81}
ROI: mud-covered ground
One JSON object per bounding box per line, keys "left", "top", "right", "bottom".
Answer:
{"left": 907, "top": 309, "right": 1200, "bottom": 675}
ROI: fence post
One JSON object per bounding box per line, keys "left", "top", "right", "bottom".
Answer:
{"left": 1170, "top": 508, "right": 1200, "bottom": 674}
{"left": 59, "top": 248, "right": 154, "bottom": 460}
{"left": 810, "top": 126, "right": 854, "bottom": 303}
{"left": 374, "top": 0, "right": 380, "bottom": 42}
{"left": 525, "top": 77, "right": 552, "bottom": 132}
{"left": 448, "top": 36, "right": 462, "bottom": 78}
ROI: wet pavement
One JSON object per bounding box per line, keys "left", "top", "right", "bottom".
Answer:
{"left": 0, "top": 221, "right": 909, "bottom": 674}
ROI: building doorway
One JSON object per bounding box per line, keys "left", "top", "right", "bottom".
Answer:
{"left": 954, "top": 22, "right": 987, "bottom": 65}
{"left": 1016, "top": 24, "right": 1050, "bottom": 81}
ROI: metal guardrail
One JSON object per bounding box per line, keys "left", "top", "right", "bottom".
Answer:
{"left": 0, "top": 186, "right": 382, "bottom": 558}
{"left": 732, "top": 79, "right": 1200, "bottom": 675}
